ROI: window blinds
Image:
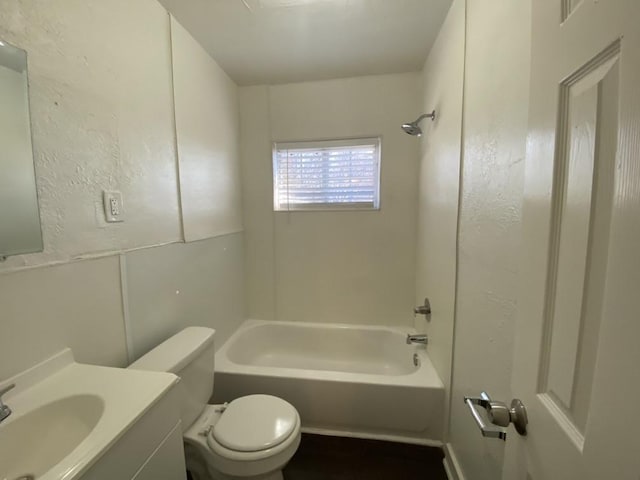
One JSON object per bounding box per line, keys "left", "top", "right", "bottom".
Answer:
{"left": 273, "top": 137, "right": 381, "bottom": 211}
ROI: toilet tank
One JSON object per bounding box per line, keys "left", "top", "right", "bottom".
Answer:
{"left": 129, "top": 327, "right": 215, "bottom": 430}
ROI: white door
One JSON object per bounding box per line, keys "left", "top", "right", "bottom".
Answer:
{"left": 504, "top": 0, "right": 640, "bottom": 479}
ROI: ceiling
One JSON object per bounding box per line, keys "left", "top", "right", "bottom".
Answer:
{"left": 158, "top": 0, "right": 453, "bottom": 86}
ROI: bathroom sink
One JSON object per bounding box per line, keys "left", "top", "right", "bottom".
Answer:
{"left": 0, "top": 348, "right": 178, "bottom": 480}
{"left": 0, "top": 394, "right": 104, "bottom": 480}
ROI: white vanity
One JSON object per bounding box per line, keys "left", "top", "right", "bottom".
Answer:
{"left": 0, "top": 349, "right": 186, "bottom": 480}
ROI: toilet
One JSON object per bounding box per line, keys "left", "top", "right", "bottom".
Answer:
{"left": 129, "top": 327, "right": 301, "bottom": 480}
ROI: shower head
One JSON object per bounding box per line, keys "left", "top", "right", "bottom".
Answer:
{"left": 401, "top": 122, "right": 423, "bottom": 136}
{"left": 401, "top": 110, "right": 436, "bottom": 136}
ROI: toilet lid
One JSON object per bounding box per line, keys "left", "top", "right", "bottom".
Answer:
{"left": 211, "top": 395, "right": 298, "bottom": 452}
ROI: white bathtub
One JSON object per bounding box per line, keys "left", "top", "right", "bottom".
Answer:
{"left": 213, "top": 320, "right": 445, "bottom": 445}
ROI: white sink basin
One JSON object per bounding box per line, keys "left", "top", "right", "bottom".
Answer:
{"left": 0, "top": 395, "right": 104, "bottom": 480}
{"left": 0, "top": 349, "right": 178, "bottom": 480}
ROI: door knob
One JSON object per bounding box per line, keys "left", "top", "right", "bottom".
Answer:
{"left": 486, "top": 398, "right": 528, "bottom": 435}
{"left": 464, "top": 392, "right": 528, "bottom": 440}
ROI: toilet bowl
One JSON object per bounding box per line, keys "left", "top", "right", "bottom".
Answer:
{"left": 185, "top": 397, "right": 301, "bottom": 480}
{"left": 128, "top": 327, "right": 301, "bottom": 480}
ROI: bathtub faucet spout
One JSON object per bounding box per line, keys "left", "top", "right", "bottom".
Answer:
{"left": 406, "top": 334, "right": 428, "bottom": 345}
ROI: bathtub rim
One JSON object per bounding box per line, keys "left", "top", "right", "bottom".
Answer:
{"left": 215, "top": 319, "right": 444, "bottom": 389}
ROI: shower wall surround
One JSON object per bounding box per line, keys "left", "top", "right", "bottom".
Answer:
{"left": 240, "top": 74, "right": 421, "bottom": 326}
{"left": 0, "top": 0, "right": 244, "bottom": 379}
{"left": 414, "top": 0, "right": 465, "bottom": 442}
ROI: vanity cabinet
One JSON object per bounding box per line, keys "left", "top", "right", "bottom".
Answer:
{"left": 82, "top": 381, "right": 186, "bottom": 480}
{"left": 132, "top": 423, "right": 185, "bottom": 480}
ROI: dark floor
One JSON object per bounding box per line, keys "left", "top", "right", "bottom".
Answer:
{"left": 283, "top": 434, "right": 447, "bottom": 480}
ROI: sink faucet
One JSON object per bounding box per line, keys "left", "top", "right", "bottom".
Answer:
{"left": 406, "top": 334, "right": 428, "bottom": 345}
{"left": 0, "top": 383, "right": 15, "bottom": 424}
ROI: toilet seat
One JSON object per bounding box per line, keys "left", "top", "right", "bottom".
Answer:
{"left": 184, "top": 396, "right": 301, "bottom": 478}
{"left": 211, "top": 395, "right": 298, "bottom": 453}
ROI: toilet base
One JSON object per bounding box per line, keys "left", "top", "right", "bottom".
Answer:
{"left": 185, "top": 442, "right": 210, "bottom": 480}
{"left": 209, "top": 469, "right": 283, "bottom": 480}
{"left": 185, "top": 441, "right": 287, "bottom": 480}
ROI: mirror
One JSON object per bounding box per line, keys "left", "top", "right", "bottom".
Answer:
{"left": 0, "top": 39, "right": 43, "bottom": 259}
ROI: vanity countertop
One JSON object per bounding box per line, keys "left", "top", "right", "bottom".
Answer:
{"left": 0, "top": 349, "right": 179, "bottom": 480}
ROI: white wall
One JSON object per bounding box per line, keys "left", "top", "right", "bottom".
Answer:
{"left": 124, "top": 234, "right": 245, "bottom": 361}
{"left": 414, "top": 0, "right": 465, "bottom": 440}
{"left": 241, "top": 73, "right": 421, "bottom": 325}
{"left": 171, "top": 17, "right": 243, "bottom": 242}
{"left": 0, "top": 1, "right": 245, "bottom": 380}
{"left": 447, "top": 0, "right": 531, "bottom": 478}
{"left": 0, "top": 256, "right": 127, "bottom": 380}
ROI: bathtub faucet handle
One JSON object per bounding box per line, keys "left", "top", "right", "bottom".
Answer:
{"left": 406, "top": 334, "right": 428, "bottom": 345}
{"left": 414, "top": 298, "right": 432, "bottom": 319}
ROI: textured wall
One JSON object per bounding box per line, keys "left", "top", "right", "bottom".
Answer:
{"left": 240, "top": 73, "right": 421, "bottom": 326}
{"left": 0, "top": 1, "right": 245, "bottom": 381}
{"left": 447, "top": 0, "right": 531, "bottom": 478}
{"left": 0, "top": 0, "right": 181, "bottom": 271}
{"left": 414, "top": 0, "right": 465, "bottom": 440}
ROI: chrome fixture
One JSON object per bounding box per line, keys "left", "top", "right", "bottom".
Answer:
{"left": 0, "top": 383, "right": 15, "bottom": 424}
{"left": 401, "top": 111, "right": 436, "bottom": 136}
{"left": 414, "top": 298, "right": 432, "bottom": 319}
{"left": 464, "top": 391, "right": 528, "bottom": 441}
{"left": 406, "top": 334, "right": 428, "bottom": 345}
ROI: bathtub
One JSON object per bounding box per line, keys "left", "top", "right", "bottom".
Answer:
{"left": 213, "top": 320, "right": 445, "bottom": 445}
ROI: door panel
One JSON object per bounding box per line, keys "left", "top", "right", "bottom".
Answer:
{"left": 541, "top": 46, "right": 618, "bottom": 442}
{"left": 506, "top": 1, "right": 640, "bottom": 479}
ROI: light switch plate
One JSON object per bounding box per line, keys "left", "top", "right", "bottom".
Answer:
{"left": 103, "top": 190, "right": 124, "bottom": 223}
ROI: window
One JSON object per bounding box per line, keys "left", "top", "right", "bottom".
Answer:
{"left": 272, "top": 137, "right": 381, "bottom": 211}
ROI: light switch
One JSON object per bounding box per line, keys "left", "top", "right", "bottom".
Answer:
{"left": 103, "top": 190, "right": 124, "bottom": 223}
